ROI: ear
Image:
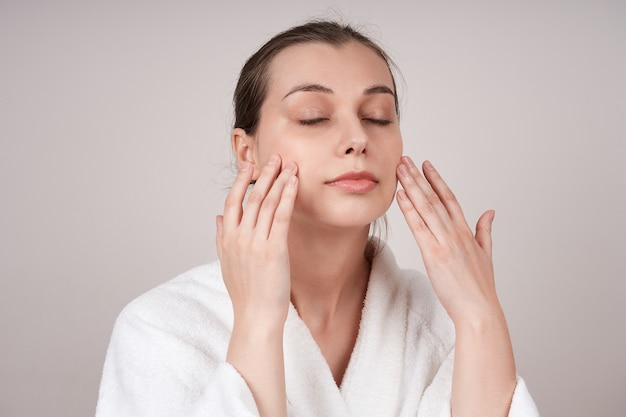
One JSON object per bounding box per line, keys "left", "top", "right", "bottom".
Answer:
{"left": 232, "top": 128, "right": 261, "bottom": 180}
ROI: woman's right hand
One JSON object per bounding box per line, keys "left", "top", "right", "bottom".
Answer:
{"left": 216, "top": 154, "right": 298, "bottom": 328}
{"left": 216, "top": 154, "right": 297, "bottom": 417}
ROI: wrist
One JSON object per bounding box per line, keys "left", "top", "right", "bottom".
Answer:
{"left": 232, "top": 304, "right": 288, "bottom": 331}
{"left": 232, "top": 316, "right": 285, "bottom": 338}
{"left": 452, "top": 303, "right": 508, "bottom": 335}
{"left": 227, "top": 309, "right": 288, "bottom": 417}
{"left": 228, "top": 316, "right": 285, "bottom": 364}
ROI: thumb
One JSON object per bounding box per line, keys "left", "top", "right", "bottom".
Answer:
{"left": 475, "top": 210, "right": 495, "bottom": 257}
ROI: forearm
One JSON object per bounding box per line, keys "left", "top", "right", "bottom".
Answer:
{"left": 217, "top": 155, "right": 297, "bottom": 417}
{"left": 451, "top": 305, "right": 517, "bottom": 417}
{"left": 227, "top": 317, "right": 287, "bottom": 417}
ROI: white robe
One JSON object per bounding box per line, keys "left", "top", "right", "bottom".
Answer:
{"left": 96, "top": 245, "right": 539, "bottom": 417}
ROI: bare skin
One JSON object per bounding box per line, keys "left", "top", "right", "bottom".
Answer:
{"left": 288, "top": 223, "right": 371, "bottom": 386}
{"left": 396, "top": 157, "right": 517, "bottom": 416}
{"left": 216, "top": 41, "right": 516, "bottom": 417}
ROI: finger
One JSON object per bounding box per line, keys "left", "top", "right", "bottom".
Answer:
{"left": 267, "top": 169, "right": 299, "bottom": 241}
{"left": 422, "top": 160, "right": 472, "bottom": 233}
{"left": 397, "top": 156, "right": 449, "bottom": 239}
{"left": 396, "top": 189, "right": 437, "bottom": 249}
{"left": 255, "top": 162, "right": 298, "bottom": 239}
{"left": 215, "top": 215, "right": 224, "bottom": 259}
{"left": 239, "top": 154, "right": 282, "bottom": 229}
{"left": 222, "top": 161, "right": 254, "bottom": 230}
{"left": 475, "top": 210, "right": 495, "bottom": 257}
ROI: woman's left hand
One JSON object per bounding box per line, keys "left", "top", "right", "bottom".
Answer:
{"left": 396, "top": 156, "right": 518, "bottom": 416}
{"left": 395, "top": 156, "right": 501, "bottom": 323}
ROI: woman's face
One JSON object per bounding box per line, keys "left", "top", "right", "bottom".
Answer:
{"left": 241, "top": 41, "right": 403, "bottom": 229}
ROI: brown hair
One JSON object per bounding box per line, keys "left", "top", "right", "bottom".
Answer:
{"left": 233, "top": 20, "right": 399, "bottom": 134}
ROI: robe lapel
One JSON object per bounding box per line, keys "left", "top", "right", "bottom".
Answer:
{"left": 283, "top": 246, "right": 408, "bottom": 417}
{"left": 283, "top": 303, "right": 352, "bottom": 417}
{"left": 340, "top": 246, "right": 408, "bottom": 417}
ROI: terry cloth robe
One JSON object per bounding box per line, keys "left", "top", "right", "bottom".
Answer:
{"left": 95, "top": 245, "right": 540, "bottom": 417}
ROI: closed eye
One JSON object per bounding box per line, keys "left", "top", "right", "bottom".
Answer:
{"left": 299, "top": 118, "right": 329, "bottom": 126}
{"left": 364, "top": 118, "right": 392, "bottom": 126}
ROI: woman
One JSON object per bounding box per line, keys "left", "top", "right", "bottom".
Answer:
{"left": 96, "top": 20, "right": 539, "bottom": 417}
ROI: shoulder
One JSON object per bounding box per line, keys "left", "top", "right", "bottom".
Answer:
{"left": 113, "top": 260, "right": 233, "bottom": 349}
{"left": 98, "top": 262, "right": 235, "bottom": 412}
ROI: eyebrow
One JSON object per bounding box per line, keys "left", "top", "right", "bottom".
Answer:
{"left": 364, "top": 85, "right": 396, "bottom": 97}
{"left": 282, "top": 83, "right": 395, "bottom": 100}
{"left": 282, "top": 84, "right": 332, "bottom": 99}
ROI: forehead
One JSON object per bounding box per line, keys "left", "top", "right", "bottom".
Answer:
{"left": 266, "top": 41, "right": 395, "bottom": 98}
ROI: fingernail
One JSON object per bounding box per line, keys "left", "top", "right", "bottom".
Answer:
{"left": 284, "top": 162, "right": 296, "bottom": 172}
{"left": 268, "top": 155, "right": 279, "bottom": 165}
{"left": 398, "top": 163, "right": 409, "bottom": 177}
{"left": 402, "top": 156, "right": 415, "bottom": 167}
{"left": 423, "top": 160, "right": 435, "bottom": 171}
{"left": 239, "top": 161, "right": 250, "bottom": 172}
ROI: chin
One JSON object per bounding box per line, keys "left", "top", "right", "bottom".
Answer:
{"left": 292, "top": 185, "right": 394, "bottom": 229}
{"left": 293, "top": 202, "right": 389, "bottom": 231}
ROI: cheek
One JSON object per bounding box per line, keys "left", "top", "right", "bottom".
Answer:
{"left": 276, "top": 143, "right": 318, "bottom": 175}
{"left": 391, "top": 133, "right": 403, "bottom": 158}
{"left": 383, "top": 136, "right": 403, "bottom": 170}
{"left": 254, "top": 120, "right": 292, "bottom": 163}
{"left": 255, "top": 130, "right": 313, "bottom": 168}
{"left": 381, "top": 136, "right": 403, "bottom": 191}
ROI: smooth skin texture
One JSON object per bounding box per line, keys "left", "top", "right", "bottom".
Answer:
{"left": 216, "top": 156, "right": 298, "bottom": 417}
{"left": 396, "top": 157, "right": 516, "bottom": 416}
{"left": 216, "top": 41, "right": 516, "bottom": 417}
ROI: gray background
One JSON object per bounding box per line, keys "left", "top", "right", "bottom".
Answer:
{"left": 1, "top": 1, "right": 624, "bottom": 416}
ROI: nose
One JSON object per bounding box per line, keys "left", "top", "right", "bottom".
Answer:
{"left": 345, "top": 138, "right": 366, "bottom": 155}
{"left": 340, "top": 119, "right": 368, "bottom": 156}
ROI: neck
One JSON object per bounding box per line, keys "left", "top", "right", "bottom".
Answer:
{"left": 288, "top": 223, "right": 372, "bottom": 326}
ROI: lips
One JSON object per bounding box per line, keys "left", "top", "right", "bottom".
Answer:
{"left": 325, "top": 171, "right": 378, "bottom": 193}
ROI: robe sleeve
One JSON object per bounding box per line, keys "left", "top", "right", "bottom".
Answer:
{"left": 95, "top": 303, "right": 260, "bottom": 417}
{"left": 416, "top": 349, "right": 540, "bottom": 417}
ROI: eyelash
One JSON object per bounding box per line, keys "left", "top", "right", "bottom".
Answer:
{"left": 299, "top": 118, "right": 391, "bottom": 126}
{"left": 365, "top": 118, "right": 392, "bottom": 126}
{"left": 299, "top": 118, "right": 328, "bottom": 126}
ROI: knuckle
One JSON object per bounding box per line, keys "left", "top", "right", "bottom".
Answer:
{"left": 261, "top": 194, "right": 279, "bottom": 211}
{"left": 440, "top": 189, "right": 457, "bottom": 203}
{"left": 430, "top": 245, "right": 445, "bottom": 259}
{"left": 246, "top": 190, "right": 264, "bottom": 204}
{"left": 432, "top": 247, "right": 451, "bottom": 263}
{"left": 419, "top": 202, "right": 436, "bottom": 215}
{"left": 234, "top": 233, "right": 251, "bottom": 250}
{"left": 447, "top": 238, "right": 464, "bottom": 253}
{"left": 273, "top": 210, "right": 291, "bottom": 224}
{"left": 412, "top": 218, "right": 428, "bottom": 232}
{"left": 236, "top": 226, "right": 253, "bottom": 241}
{"left": 261, "top": 162, "right": 279, "bottom": 175}
{"left": 426, "top": 191, "right": 441, "bottom": 205}
{"left": 459, "top": 227, "right": 475, "bottom": 239}
{"left": 223, "top": 194, "right": 240, "bottom": 209}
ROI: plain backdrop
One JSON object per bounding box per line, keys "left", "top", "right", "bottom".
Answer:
{"left": 1, "top": 1, "right": 624, "bottom": 416}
